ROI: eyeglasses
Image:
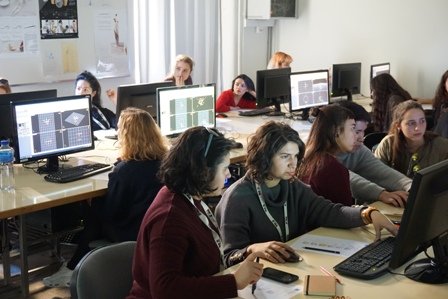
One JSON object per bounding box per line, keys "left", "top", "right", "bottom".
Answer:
{"left": 204, "top": 127, "right": 220, "bottom": 158}
{"left": 0, "top": 79, "right": 9, "bottom": 85}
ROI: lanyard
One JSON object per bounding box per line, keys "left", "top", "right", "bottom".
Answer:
{"left": 254, "top": 181, "right": 289, "bottom": 242}
{"left": 183, "top": 193, "right": 225, "bottom": 267}
{"left": 92, "top": 105, "right": 111, "bottom": 130}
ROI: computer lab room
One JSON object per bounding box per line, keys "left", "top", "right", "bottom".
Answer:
{"left": 0, "top": 0, "right": 447, "bottom": 298}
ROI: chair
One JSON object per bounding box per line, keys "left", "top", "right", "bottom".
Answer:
{"left": 70, "top": 241, "right": 136, "bottom": 299}
{"left": 363, "top": 132, "right": 387, "bottom": 152}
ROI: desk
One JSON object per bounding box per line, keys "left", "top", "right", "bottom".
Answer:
{"left": 221, "top": 227, "right": 446, "bottom": 298}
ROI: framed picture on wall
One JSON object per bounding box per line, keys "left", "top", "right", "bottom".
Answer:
{"left": 271, "top": 0, "right": 298, "bottom": 18}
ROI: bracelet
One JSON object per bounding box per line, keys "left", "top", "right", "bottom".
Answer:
{"left": 361, "top": 207, "right": 379, "bottom": 224}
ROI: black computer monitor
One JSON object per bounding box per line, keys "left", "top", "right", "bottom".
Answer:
{"left": 289, "top": 69, "right": 330, "bottom": 120}
{"left": 0, "top": 89, "right": 58, "bottom": 142}
{"left": 156, "top": 84, "right": 216, "bottom": 137}
{"left": 256, "top": 67, "right": 291, "bottom": 116}
{"left": 388, "top": 159, "right": 448, "bottom": 284}
{"left": 115, "top": 81, "right": 174, "bottom": 123}
{"left": 331, "top": 63, "right": 361, "bottom": 101}
{"left": 11, "top": 95, "right": 94, "bottom": 173}
{"left": 370, "top": 62, "right": 390, "bottom": 80}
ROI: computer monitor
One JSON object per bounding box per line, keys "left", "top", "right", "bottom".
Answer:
{"left": 370, "top": 62, "right": 390, "bottom": 80}
{"left": 388, "top": 159, "right": 448, "bottom": 284}
{"left": 289, "top": 69, "right": 330, "bottom": 120}
{"left": 157, "top": 84, "right": 216, "bottom": 137}
{"left": 256, "top": 67, "right": 291, "bottom": 116}
{"left": 331, "top": 63, "right": 361, "bottom": 101}
{"left": 115, "top": 81, "right": 174, "bottom": 123}
{"left": 11, "top": 95, "right": 94, "bottom": 173}
{"left": 0, "top": 89, "right": 58, "bottom": 142}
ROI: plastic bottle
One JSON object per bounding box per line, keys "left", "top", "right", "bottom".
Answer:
{"left": 0, "top": 139, "right": 15, "bottom": 191}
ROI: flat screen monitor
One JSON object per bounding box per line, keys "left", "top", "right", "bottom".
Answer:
{"left": 115, "top": 81, "right": 174, "bottom": 123}
{"left": 157, "top": 84, "right": 216, "bottom": 137}
{"left": 256, "top": 67, "right": 291, "bottom": 115}
{"left": 289, "top": 69, "right": 330, "bottom": 119}
{"left": 388, "top": 159, "right": 448, "bottom": 284}
{"left": 370, "top": 62, "right": 390, "bottom": 80}
{"left": 0, "top": 89, "right": 58, "bottom": 142}
{"left": 11, "top": 95, "right": 94, "bottom": 173}
{"left": 331, "top": 62, "right": 361, "bottom": 101}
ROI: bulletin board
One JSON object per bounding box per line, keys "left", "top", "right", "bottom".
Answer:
{"left": 0, "top": 0, "right": 129, "bottom": 85}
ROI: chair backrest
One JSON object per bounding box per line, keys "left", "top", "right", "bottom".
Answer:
{"left": 363, "top": 132, "right": 387, "bottom": 151}
{"left": 70, "top": 241, "right": 136, "bottom": 299}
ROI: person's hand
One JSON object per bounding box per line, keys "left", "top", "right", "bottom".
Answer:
{"left": 175, "top": 76, "right": 185, "bottom": 86}
{"left": 106, "top": 88, "right": 117, "bottom": 105}
{"left": 378, "top": 190, "right": 408, "bottom": 208}
{"left": 233, "top": 252, "right": 264, "bottom": 290}
{"left": 248, "top": 90, "right": 257, "bottom": 98}
{"left": 247, "top": 241, "right": 295, "bottom": 263}
{"left": 370, "top": 210, "right": 399, "bottom": 241}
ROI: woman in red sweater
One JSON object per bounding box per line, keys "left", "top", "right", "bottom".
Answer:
{"left": 127, "top": 127, "right": 263, "bottom": 299}
{"left": 216, "top": 74, "right": 257, "bottom": 112}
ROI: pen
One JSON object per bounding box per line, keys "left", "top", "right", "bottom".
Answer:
{"left": 303, "top": 246, "right": 341, "bottom": 254}
{"left": 320, "top": 266, "right": 344, "bottom": 285}
{"left": 252, "top": 257, "right": 260, "bottom": 294}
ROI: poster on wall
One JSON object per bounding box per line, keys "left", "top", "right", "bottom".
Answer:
{"left": 39, "top": 0, "right": 78, "bottom": 39}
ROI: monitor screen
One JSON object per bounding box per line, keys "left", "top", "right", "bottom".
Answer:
{"left": 289, "top": 69, "right": 330, "bottom": 116}
{"left": 0, "top": 89, "right": 58, "bottom": 143}
{"left": 256, "top": 67, "right": 291, "bottom": 114}
{"left": 157, "top": 84, "right": 216, "bottom": 137}
{"left": 115, "top": 81, "right": 174, "bottom": 123}
{"left": 389, "top": 159, "right": 448, "bottom": 284}
{"left": 11, "top": 95, "right": 94, "bottom": 172}
{"left": 370, "top": 62, "right": 390, "bottom": 80}
{"left": 331, "top": 63, "right": 361, "bottom": 101}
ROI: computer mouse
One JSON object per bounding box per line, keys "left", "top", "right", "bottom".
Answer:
{"left": 234, "top": 142, "right": 243, "bottom": 149}
{"left": 285, "top": 250, "right": 303, "bottom": 263}
{"left": 216, "top": 113, "right": 228, "bottom": 118}
{"left": 93, "top": 135, "right": 98, "bottom": 141}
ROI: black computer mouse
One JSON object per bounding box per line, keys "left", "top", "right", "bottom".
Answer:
{"left": 216, "top": 113, "right": 228, "bottom": 118}
{"left": 285, "top": 250, "right": 303, "bottom": 263}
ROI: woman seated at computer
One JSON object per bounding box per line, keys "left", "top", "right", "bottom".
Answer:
{"left": 374, "top": 100, "right": 448, "bottom": 178}
{"left": 267, "top": 51, "right": 293, "bottom": 69}
{"left": 215, "top": 121, "right": 398, "bottom": 267}
{"left": 43, "top": 107, "right": 167, "bottom": 288}
{"left": 299, "top": 105, "right": 356, "bottom": 206}
{"left": 432, "top": 70, "right": 448, "bottom": 137}
{"left": 128, "top": 126, "right": 263, "bottom": 299}
{"left": 216, "top": 74, "right": 257, "bottom": 113}
{"left": 75, "top": 70, "right": 116, "bottom": 130}
{"left": 0, "top": 78, "right": 11, "bottom": 94}
{"left": 371, "top": 73, "right": 412, "bottom": 132}
{"left": 165, "top": 54, "right": 194, "bottom": 86}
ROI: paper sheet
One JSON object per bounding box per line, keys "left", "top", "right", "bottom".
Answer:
{"left": 290, "top": 235, "right": 369, "bottom": 257}
{"left": 250, "top": 277, "right": 301, "bottom": 298}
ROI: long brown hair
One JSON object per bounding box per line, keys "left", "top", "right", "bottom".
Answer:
{"left": 118, "top": 107, "right": 168, "bottom": 161}
{"left": 433, "top": 70, "right": 448, "bottom": 122}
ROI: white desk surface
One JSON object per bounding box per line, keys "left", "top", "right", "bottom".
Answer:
{"left": 222, "top": 227, "right": 447, "bottom": 299}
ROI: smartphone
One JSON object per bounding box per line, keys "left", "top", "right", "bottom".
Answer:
{"left": 262, "top": 267, "right": 299, "bottom": 284}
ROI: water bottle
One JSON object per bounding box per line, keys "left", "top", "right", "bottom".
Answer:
{"left": 0, "top": 139, "right": 15, "bottom": 191}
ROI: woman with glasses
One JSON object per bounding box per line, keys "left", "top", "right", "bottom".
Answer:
{"left": 298, "top": 105, "right": 356, "bottom": 206}
{"left": 215, "top": 121, "right": 398, "bottom": 268}
{"left": 216, "top": 74, "right": 256, "bottom": 113}
{"left": 128, "top": 126, "right": 263, "bottom": 299}
{"left": 374, "top": 100, "right": 448, "bottom": 178}
{"left": 75, "top": 70, "right": 116, "bottom": 130}
{"left": 0, "top": 78, "right": 11, "bottom": 94}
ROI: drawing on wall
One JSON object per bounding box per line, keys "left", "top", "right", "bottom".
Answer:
{"left": 271, "top": 0, "right": 297, "bottom": 18}
{"left": 39, "top": 0, "right": 78, "bottom": 39}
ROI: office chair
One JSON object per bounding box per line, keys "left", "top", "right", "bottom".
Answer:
{"left": 70, "top": 241, "right": 136, "bottom": 299}
{"left": 363, "top": 132, "right": 387, "bottom": 152}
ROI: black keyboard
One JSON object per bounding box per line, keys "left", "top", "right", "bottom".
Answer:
{"left": 44, "top": 163, "right": 113, "bottom": 183}
{"left": 239, "top": 107, "right": 274, "bottom": 116}
{"left": 333, "top": 236, "right": 395, "bottom": 280}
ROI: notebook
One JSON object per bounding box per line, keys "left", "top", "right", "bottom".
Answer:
{"left": 304, "top": 275, "right": 336, "bottom": 296}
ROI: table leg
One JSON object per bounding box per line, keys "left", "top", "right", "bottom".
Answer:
{"left": 18, "top": 215, "right": 29, "bottom": 297}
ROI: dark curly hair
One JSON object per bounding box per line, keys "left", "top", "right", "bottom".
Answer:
{"left": 158, "top": 126, "right": 239, "bottom": 196}
{"left": 245, "top": 121, "right": 305, "bottom": 183}
{"left": 75, "top": 70, "right": 102, "bottom": 107}
{"left": 433, "top": 70, "right": 448, "bottom": 123}
{"left": 231, "top": 74, "right": 256, "bottom": 101}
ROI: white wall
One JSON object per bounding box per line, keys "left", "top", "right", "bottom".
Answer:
{"left": 270, "top": 0, "right": 448, "bottom": 98}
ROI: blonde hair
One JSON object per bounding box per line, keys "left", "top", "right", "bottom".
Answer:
{"left": 172, "top": 54, "right": 194, "bottom": 73}
{"left": 267, "top": 51, "right": 293, "bottom": 69}
{"left": 117, "top": 107, "right": 168, "bottom": 161}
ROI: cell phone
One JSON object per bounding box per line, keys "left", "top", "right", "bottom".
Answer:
{"left": 262, "top": 267, "right": 299, "bottom": 284}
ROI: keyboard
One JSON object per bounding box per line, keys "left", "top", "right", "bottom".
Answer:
{"left": 333, "top": 236, "right": 395, "bottom": 280}
{"left": 239, "top": 107, "right": 274, "bottom": 116}
{"left": 44, "top": 163, "right": 113, "bottom": 183}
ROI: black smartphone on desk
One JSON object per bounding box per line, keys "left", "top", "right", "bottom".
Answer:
{"left": 262, "top": 267, "right": 299, "bottom": 284}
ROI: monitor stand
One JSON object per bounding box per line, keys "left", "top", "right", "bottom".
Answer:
{"left": 344, "top": 89, "right": 353, "bottom": 101}
{"left": 266, "top": 99, "right": 285, "bottom": 117}
{"left": 37, "top": 156, "right": 60, "bottom": 174}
